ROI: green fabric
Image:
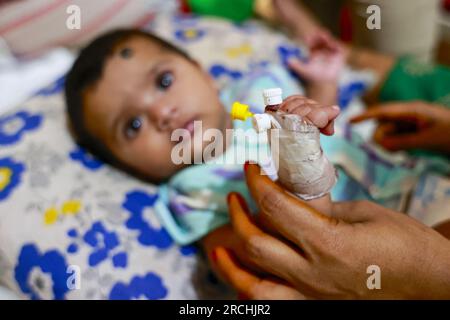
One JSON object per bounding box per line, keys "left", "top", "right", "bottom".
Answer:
{"left": 188, "top": 0, "right": 254, "bottom": 23}
{"left": 380, "top": 57, "right": 450, "bottom": 158}
{"left": 380, "top": 56, "right": 450, "bottom": 108}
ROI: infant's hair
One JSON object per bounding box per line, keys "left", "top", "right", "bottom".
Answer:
{"left": 64, "top": 29, "right": 192, "bottom": 176}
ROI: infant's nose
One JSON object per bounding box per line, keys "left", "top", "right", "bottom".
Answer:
{"left": 149, "top": 103, "right": 179, "bottom": 132}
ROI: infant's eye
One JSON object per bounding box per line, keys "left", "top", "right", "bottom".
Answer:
{"left": 124, "top": 116, "right": 142, "bottom": 139}
{"left": 156, "top": 71, "right": 173, "bottom": 90}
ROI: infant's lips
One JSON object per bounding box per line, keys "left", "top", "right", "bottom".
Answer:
{"left": 175, "top": 117, "right": 197, "bottom": 140}
{"left": 184, "top": 120, "right": 195, "bottom": 136}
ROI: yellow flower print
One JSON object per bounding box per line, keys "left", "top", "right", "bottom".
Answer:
{"left": 62, "top": 200, "right": 82, "bottom": 215}
{"left": 43, "top": 200, "right": 82, "bottom": 225}
{"left": 0, "top": 167, "right": 12, "bottom": 191}
{"left": 174, "top": 28, "right": 205, "bottom": 42}
{"left": 226, "top": 44, "right": 253, "bottom": 59}
{"left": 44, "top": 207, "right": 58, "bottom": 225}
{"left": 184, "top": 29, "right": 198, "bottom": 39}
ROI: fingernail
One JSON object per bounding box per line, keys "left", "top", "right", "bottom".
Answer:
{"left": 244, "top": 161, "right": 250, "bottom": 172}
{"left": 211, "top": 248, "right": 218, "bottom": 263}
{"left": 332, "top": 105, "right": 340, "bottom": 111}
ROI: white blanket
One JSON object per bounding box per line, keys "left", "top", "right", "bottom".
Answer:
{"left": 0, "top": 43, "right": 74, "bottom": 115}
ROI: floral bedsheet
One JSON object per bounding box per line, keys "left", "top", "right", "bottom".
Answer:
{"left": 0, "top": 14, "right": 372, "bottom": 299}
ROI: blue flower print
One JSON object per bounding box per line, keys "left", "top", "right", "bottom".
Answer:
{"left": 66, "top": 229, "right": 79, "bottom": 254}
{"left": 209, "top": 64, "right": 243, "bottom": 80}
{"left": 180, "top": 245, "right": 198, "bottom": 256}
{"left": 0, "top": 157, "right": 25, "bottom": 201}
{"left": 109, "top": 272, "right": 168, "bottom": 300}
{"left": 82, "top": 221, "right": 127, "bottom": 268}
{"left": 248, "top": 60, "right": 270, "bottom": 70}
{"left": 36, "top": 76, "right": 65, "bottom": 96}
{"left": 338, "top": 81, "right": 367, "bottom": 109}
{"left": 174, "top": 28, "right": 205, "bottom": 42}
{"left": 277, "top": 44, "right": 306, "bottom": 78}
{"left": 122, "top": 190, "right": 173, "bottom": 249}
{"left": 14, "top": 244, "right": 69, "bottom": 300}
{"left": 171, "top": 14, "right": 199, "bottom": 27}
{"left": 69, "top": 147, "right": 104, "bottom": 171}
{"left": 0, "top": 111, "right": 42, "bottom": 145}
{"left": 112, "top": 252, "right": 127, "bottom": 268}
{"left": 66, "top": 243, "right": 78, "bottom": 254}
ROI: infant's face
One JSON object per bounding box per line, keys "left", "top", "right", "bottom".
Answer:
{"left": 83, "top": 36, "right": 229, "bottom": 181}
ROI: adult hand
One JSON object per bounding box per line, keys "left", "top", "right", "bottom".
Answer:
{"left": 203, "top": 223, "right": 305, "bottom": 300}
{"left": 351, "top": 101, "right": 450, "bottom": 155}
{"left": 214, "top": 163, "right": 450, "bottom": 299}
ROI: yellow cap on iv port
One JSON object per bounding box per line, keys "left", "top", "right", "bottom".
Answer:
{"left": 231, "top": 102, "right": 254, "bottom": 121}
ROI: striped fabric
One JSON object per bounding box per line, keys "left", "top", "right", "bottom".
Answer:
{"left": 0, "top": 0, "right": 177, "bottom": 57}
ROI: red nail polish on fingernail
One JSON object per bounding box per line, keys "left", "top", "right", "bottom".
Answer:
{"left": 244, "top": 161, "right": 250, "bottom": 172}
{"left": 211, "top": 249, "right": 218, "bottom": 263}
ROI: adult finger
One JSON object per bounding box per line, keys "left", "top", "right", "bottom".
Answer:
{"left": 377, "top": 132, "right": 426, "bottom": 151}
{"left": 227, "top": 192, "right": 310, "bottom": 281}
{"left": 373, "top": 122, "right": 396, "bottom": 144}
{"left": 213, "top": 247, "right": 262, "bottom": 297}
{"left": 243, "top": 163, "right": 335, "bottom": 249}
{"left": 349, "top": 103, "right": 427, "bottom": 124}
{"left": 214, "top": 247, "right": 307, "bottom": 300}
{"left": 330, "top": 200, "right": 376, "bottom": 223}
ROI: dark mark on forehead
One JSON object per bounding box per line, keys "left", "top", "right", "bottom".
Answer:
{"left": 119, "top": 47, "right": 133, "bottom": 59}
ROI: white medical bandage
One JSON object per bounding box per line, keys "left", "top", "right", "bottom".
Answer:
{"left": 267, "top": 112, "right": 337, "bottom": 200}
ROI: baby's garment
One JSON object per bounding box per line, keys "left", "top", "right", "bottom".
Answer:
{"left": 155, "top": 64, "right": 450, "bottom": 245}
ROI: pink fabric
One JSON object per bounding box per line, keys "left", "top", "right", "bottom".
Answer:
{"left": 0, "top": 0, "right": 170, "bottom": 57}
{"left": 0, "top": 0, "right": 68, "bottom": 34}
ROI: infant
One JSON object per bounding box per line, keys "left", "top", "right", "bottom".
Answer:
{"left": 65, "top": 29, "right": 340, "bottom": 245}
